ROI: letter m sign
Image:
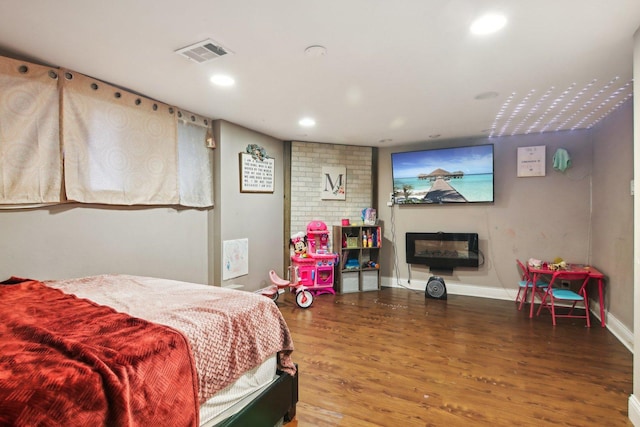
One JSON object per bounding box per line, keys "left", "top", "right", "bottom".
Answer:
{"left": 321, "top": 166, "right": 346, "bottom": 200}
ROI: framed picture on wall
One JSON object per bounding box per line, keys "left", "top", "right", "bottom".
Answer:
{"left": 223, "top": 238, "right": 249, "bottom": 280}
{"left": 239, "top": 152, "right": 275, "bottom": 193}
{"left": 517, "top": 145, "right": 546, "bottom": 177}
{"left": 321, "top": 166, "right": 346, "bottom": 200}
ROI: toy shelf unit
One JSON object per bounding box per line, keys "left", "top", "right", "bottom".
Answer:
{"left": 332, "top": 224, "right": 382, "bottom": 293}
{"left": 290, "top": 220, "right": 338, "bottom": 296}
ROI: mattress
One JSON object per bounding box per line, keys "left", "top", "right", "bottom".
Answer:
{"left": 199, "top": 354, "right": 277, "bottom": 426}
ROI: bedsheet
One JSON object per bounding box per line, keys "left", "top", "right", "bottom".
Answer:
{"left": 46, "top": 274, "right": 296, "bottom": 404}
{"left": 0, "top": 279, "right": 199, "bottom": 426}
{"left": 199, "top": 354, "right": 277, "bottom": 426}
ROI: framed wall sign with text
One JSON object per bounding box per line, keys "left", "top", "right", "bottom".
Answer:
{"left": 239, "top": 152, "right": 275, "bottom": 193}
{"left": 517, "top": 145, "right": 546, "bottom": 177}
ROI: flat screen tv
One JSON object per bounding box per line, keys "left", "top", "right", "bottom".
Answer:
{"left": 391, "top": 144, "right": 494, "bottom": 204}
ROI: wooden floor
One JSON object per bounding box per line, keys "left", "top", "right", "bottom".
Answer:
{"left": 276, "top": 287, "right": 633, "bottom": 427}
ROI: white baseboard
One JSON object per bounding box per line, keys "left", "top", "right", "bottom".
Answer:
{"left": 629, "top": 394, "right": 640, "bottom": 426}
{"left": 381, "top": 276, "right": 633, "bottom": 353}
{"left": 591, "top": 298, "right": 634, "bottom": 352}
{"left": 382, "top": 275, "right": 520, "bottom": 301}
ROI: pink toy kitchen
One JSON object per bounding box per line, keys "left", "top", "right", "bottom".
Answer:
{"left": 290, "top": 220, "right": 338, "bottom": 295}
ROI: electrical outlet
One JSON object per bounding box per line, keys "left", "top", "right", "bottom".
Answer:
{"left": 560, "top": 280, "right": 571, "bottom": 289}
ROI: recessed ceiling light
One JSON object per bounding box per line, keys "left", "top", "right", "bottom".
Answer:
{"left": 210, "top": 74, "right": 235, "bottom": 87}
{"left": 429, "top": 134, "right": 441, "bottom": 139}
{"left": 304, "top": 45, "right": 327, "bottom": 57}
{"left": 470, "top": 13, "right": 507, "bottom": 35}
{"left": 378, "top": 138, "right": 393, "bottom": 144}
{"left": 299, "top": 117, "right": 316, "bottom": 127}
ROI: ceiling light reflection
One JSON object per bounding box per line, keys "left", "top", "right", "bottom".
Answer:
{"left": 210, "top": 74, "right": 235, "bottom": 87}
{"left": 298, "top": 117, "right": 316, "bottom": 127}
{"left": 470, "top": 14, "right": 507, "bottom": 35}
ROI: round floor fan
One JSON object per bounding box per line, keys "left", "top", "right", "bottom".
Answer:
{"left": 425, "top": 276, "right": 447, "bottom": 300}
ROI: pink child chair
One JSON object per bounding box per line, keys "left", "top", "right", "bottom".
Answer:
{"left": 515, "top": 259, "right": 548, "bottom": 310}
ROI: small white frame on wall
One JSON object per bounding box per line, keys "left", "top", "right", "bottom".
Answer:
{"left": 517, "top": 145, "right": 546, "bottom": 177}
{"left": 223, "top": 238, "right": 249, "bottom": 280}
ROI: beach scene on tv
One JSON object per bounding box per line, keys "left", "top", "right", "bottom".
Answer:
{"left": 391, "top": 144, "right": 494, "bottom": 204}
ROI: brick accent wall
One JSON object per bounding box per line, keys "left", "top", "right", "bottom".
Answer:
{"left": 290, "top": 141, "right": 373, "bottom": 238}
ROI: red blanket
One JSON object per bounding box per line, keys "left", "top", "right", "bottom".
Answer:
{"left": 0, "top": 279, "right": 199, "bottom": 427}
{"left": 47, "top": 274, "right": 297, "bottom": 403}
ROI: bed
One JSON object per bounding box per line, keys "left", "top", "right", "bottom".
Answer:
{"left": 0, "top": 274, "right": 298, "bottom": 426}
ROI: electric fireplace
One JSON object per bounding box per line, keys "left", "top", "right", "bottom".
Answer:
{"left": 406, "top": 232, "right": 479, "bottom": 270}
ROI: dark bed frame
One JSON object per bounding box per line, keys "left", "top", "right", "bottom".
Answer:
{"left": 214, "top": 366, "right": 298, "bottom": 427}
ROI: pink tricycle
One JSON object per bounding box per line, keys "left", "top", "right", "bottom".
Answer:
{"left": 256, "top": 269, "right": 314, "bottom": 308}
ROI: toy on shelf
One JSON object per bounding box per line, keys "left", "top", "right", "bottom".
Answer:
{"left": 363, "top": 260, "right": 379, "bottom": 269}
{"left": 289, "top": 220, "right": 339, "bottom": 296}
{"left": 345, "top": 259, "right": 360, "bottom": 270}
{"left": 255, "top": 269, "right": 313, "bottom": 308}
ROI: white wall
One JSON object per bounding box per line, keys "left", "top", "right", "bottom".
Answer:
{"left": 0, "top": 119, "right": 285, "bottom": 292}
{"left": 213, "top": 120, "right": 284, "bottom": 290}
{"left": 0, "top": 204, "right": 210, "bottom": 283}
{"left": 377, "top": 131, "right": 594, "bottom": 298}
{"left": 628, "top": 24, "right": 640, "bottom": 427}
{"left": 591, "top": 100, "right": 634, "bottom": 328}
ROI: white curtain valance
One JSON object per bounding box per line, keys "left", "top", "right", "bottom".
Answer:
{"left": 177, "top": 112, "right": 214, "bottom": 207}
{"left": 0, "top": 56, "right": 62, "bottom": 204}
{"left": 61, "top": 70, "right": 179, "bottom": 205}
{"left": 176, "top": 109, "right": 211, "bottom": 129}
{"left": 0, "top": 55, "right": 214, "bottom": 208}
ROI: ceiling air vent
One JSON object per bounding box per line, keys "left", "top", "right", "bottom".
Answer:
{"left": 175, "top": 39, "right": 233, "bottom": 63}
